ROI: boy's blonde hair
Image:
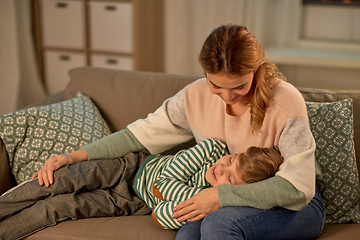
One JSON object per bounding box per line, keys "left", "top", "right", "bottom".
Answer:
{"left": 236, "top": 146, "right": 283, "bottom": 184}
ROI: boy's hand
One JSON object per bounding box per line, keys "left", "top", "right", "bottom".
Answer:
{"left": 172, "top": 187, "right": 220, "bottom": 222}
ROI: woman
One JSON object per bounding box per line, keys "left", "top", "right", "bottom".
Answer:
{"left": 33, "top": 24, "right": 325, "bottom": 239}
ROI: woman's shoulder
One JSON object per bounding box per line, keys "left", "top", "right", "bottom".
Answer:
{"left": 271, "top": 81, "right": 307, "bottom": 118}
{"left": 273, "top": 80, "right": 302, "bottom": 96}
{"left": 272, "top": 81, "right": 304, "bottom": 102}
{"left": 186, "top": 77, "right": 208, "bottom": 89}
{"left": 184, "top": 77, "right": 218, "bottom": 102}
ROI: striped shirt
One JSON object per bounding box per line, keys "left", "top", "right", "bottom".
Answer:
{"left": 132, "top": 138, "right": 229, "bottom": 229}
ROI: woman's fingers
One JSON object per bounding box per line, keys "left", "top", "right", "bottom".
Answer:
{"left": 32, "top": 171, "right": 38, "bottom": 179}
{"left": 174, "top": 209, "right": 204, "bottom": 222}
{"left": 172, "top": 202, "right": 196, "bottom": 222}
{"left": 172, "top": 188, "right": 220, "bottom": 222}
{"left": 32, "top": 155, "right": 72, "bottom": 187}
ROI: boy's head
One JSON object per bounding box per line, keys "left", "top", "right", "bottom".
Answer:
{"left": 205, "top": 146, "right": 283, "bottom": 187}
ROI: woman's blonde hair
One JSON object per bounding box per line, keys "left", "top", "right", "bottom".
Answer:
{"left": 236, "top": 146, "right": 283, "bottom": 184}
{"left": 199, "top": 24, "right": 286, "bottom": 132}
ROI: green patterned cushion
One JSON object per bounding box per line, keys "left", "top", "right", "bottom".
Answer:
{"left": 0, "top": 92, "right": 112, "bottom": 183}
{"left": 306, "top": 98, "right": 360, "bottom": 224}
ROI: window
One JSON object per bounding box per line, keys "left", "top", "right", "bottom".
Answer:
{"left": 302, "top": 1, "right": 360, "bottom": 43}
{"left": 303, "top": 0, "right": 360, "bottom": 6}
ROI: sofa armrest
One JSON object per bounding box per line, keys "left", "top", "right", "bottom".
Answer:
{"left": 0, "top": 138, "right": 16, "bottom": 194}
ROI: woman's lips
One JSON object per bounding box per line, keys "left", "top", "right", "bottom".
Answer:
{"left": 231, "top": 95, "right": 239, "bottom": 102}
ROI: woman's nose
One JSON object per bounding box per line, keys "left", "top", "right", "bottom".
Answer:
{"left": 220, "top": 90, "right": 235, "bottom": 102}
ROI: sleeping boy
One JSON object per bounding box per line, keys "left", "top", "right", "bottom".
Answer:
{"left": 0, "top": 138, "right": 283, "bottom": 239}
{"left": 133, "top": 138, "right": 284, "bottom": 230}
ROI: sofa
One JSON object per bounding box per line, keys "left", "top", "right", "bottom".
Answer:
{"left": 1, "top": 66, "right": 360, "bottom": 239}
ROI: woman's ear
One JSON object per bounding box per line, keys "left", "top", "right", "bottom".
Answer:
{"left": 203, "top": 70, "right": 208, "bottom": 78}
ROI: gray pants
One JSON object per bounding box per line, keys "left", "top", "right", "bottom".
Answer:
{"left": 0, "top": 152, "right": 151, "bottom": 240}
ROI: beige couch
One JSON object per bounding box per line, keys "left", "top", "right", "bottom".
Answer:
{"left": 1, "top": 67, "right": 360, "bottom": 239}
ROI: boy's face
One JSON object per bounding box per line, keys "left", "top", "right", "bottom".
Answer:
{"left": 205, "top": 154, "right": 245, "bottom": 187}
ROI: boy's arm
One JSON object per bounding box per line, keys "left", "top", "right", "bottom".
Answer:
{"left": 155, "top": 138, "right": 228, "bottom": 202}
{"left": 152, "top": 201, "right": 185, "bottom": 230}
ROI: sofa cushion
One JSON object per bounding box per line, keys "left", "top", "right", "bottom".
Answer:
{"left": 299, "top": 87, "right": 360, "bottom": 179}
{"left": 306, "top": 99, "right": 360, "bottom": 224}
{"left": 25, "top": 215, "right": 177, "bottom": 240}
{"left": 0, "top": 92, "right": 112, "bottom": 183}
{"left": 317, "top": 224, "right": 360, "bottom": 239}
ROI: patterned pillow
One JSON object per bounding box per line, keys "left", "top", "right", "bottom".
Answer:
{"left": 306, "top": 98, "right": 360, "bottom": 224}
{"left": 0, "top": 92, "right": 112, "bottom": 183}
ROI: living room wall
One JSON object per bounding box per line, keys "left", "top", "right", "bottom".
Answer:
{"left": 164, "top": 0, "right": 360, "bottom": 90}
{"left": 0, "top": 0, "right": 359, "bottom": 116}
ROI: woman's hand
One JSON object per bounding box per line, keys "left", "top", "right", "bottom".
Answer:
{"left": 32, "top": 149, "right": 89, "bottom": 187}
{"left": 32, "top": 154, "right": 73, "bottom": 187}
{"left": 172, "top": 187, "right": 220, "bottom": 222}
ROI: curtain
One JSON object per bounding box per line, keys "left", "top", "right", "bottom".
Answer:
{"left": 164, "top": 0, "right": 302, "bottom": 76}
{"left": 0, "top": 0, "right": 46, "bottom": 116}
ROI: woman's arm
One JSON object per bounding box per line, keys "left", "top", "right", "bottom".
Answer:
{"left": 172, "top": 187, "right": 220, "bottom": 223}
{"left": 32, "top": 128, "right": 145, "bottom": 187}
{"left": 128, "top": 89, "right": 194, "bottom": 155}
{"left": 172, "top": 177, "right": 306, "bottom": 223}
{"left": 32, "top": 148, "right": 89, "bottom": 187}
{"left": 81, "top": 128, "right": 145, "bottom": 160}
{"left": 173, "top": 117, "right": 316, "bottom": 222}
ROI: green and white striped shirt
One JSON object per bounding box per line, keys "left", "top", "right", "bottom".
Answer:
{"left": 133, "top": 138, "right": 229, "bottom": 229}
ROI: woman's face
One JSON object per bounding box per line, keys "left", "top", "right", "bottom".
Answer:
{"left": 206, "top": 72, "right": 254, "bottom": 105}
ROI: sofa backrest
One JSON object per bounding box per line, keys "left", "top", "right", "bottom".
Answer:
{"left": 65, "top": 67, "right": 199, "bottom": 133}
{"left": 65, "top": 67, "right": 360, "bottom": 177}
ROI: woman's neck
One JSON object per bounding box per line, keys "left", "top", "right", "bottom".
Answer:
{"left": 226, "top": 97, "right": 250, "bottom": 116}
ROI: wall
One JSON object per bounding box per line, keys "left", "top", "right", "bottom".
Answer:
{"left": 0, "top": 0, "right": 46, "bottom": 115}
{"left": 163, "top": 1, "right": 360, "bottom": 90}
{"left": 278, "top": 3, "right": 360, "bottom": 90}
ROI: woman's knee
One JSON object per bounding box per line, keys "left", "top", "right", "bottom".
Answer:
{"left": 201, "top": 206, "right": 324, "bottom": 240}
{"left": 175, "top": 220, "right": 202, "bottom": 240}
{"left": 201, "top": 207, "right": 245, "bottom": 240}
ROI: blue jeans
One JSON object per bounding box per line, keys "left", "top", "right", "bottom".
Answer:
{"left": 176, "top": 188, "right": 325, "bottom": 240}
